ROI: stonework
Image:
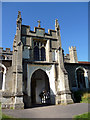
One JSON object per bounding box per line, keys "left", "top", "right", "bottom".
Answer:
{"left": 0, "top": 11, "right": 90, "bottom": 109}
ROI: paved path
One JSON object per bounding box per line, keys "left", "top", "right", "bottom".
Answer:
{"left": 2, "top": 103, "right": 89, "bottom": 118}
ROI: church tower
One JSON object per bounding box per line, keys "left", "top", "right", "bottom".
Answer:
{"left": 69, "top": 46, "right": 78, "bottom": 63}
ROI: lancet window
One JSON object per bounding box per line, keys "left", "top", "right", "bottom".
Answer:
{"left": 33, "top": 40, "right": 46, "bottom": 61}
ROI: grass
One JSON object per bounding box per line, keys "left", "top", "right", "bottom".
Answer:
{"left": 2, "top": 113, "right": 12, "bottom": 118}
{"left": 0, "top": 104, "right": 30, "bottom": 120}
{"left": 73, "top": 112, "right": 90, "bottom": 120}
{"left": 2, "top": 114, "right": 32, "bottom": 120}
{"left": 72, "top": 90, "right": 90, "bottom": 120}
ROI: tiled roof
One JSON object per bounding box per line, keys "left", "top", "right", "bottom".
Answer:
{"left": 78, "top": 61, "right": 90, "bottom": 64}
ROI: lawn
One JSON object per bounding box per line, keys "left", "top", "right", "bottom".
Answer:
{"left": 73, "top": 112, "right": 90, "bottom": 120}
{"left": 2, "top": 113, "right": 12, "bottom": 119}
{"left": 2, "top": 114, "right": 32, "bottom": 120}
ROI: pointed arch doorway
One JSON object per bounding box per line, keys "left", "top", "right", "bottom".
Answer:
{"left": 31, "top": 69, "right": 50, "bottom": 105}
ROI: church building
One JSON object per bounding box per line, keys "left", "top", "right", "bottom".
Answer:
{"left": 0, "top": 11, "right": 90, "bottom": 109}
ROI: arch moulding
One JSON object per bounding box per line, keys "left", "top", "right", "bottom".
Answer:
{"left": 0, "top": 63, "right": 6, "bottom": 91}
{"left": 75, "top": 66, "right": 89, "bottom": 89}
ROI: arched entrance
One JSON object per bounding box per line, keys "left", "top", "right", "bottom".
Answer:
{"left": 31, "top": 69, "right": 50, "bottom": 105}
{"left": 76, "top": 68, "right": 86, "bottom": 89}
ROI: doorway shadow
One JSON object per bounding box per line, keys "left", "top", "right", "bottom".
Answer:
{"left": 29, "top": 103, "right": 53, "bottom": 109}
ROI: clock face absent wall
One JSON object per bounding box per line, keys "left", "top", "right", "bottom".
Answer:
{"left": 36, "top": 28, "right": 45, "bottom": 37}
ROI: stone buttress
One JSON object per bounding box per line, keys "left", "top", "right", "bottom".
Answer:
{"left": 55, "top": 19, "right": 73, "bottom": 104}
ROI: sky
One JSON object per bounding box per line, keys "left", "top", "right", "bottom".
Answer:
{"left": 1, "top": 2, "right": 88, "bottom": 61}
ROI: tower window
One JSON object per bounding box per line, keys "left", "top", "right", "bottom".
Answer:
{"left": 33, "top": 40, "right": 46, "bottom": 61}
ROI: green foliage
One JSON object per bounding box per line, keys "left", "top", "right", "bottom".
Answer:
{"left": 73, "top": 112, "right": 90, "bottom": 120}
{"left": 2, "top": 113, "right": 12, "bottom": 118}
{"left": 2, "top": 113, "right": 32, "bottom": 120}
{"left": 81, "top": 92, "right": 90, "bottom": 103}
{"left": 73, "top": 89, "right": 90, "bottom": 103}
{"left": 10, "top": 106, "right": 14, "bottom": 109}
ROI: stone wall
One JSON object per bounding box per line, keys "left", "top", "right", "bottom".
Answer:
{"left": 0, "top": 47, "right": 12, "bottom": 60}
{"left": 64, "top": 63, "right": 90, "bottom": 90}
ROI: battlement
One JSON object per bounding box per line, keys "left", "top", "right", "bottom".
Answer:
{"left": 69, "top": 46, "right": 78, "bottom": 63}
{"left": 69, "top": 46, "right": 76, "bottom": 51}
{"left": 21, "top": 17, "right": 60, "bottom": 39}
{"left": 21, "top": 24, "right": 57, "bottom": 38}
{"left": 0, "top": 47, "right": 12, "bottom": 60}
{"left": 0, "top": 47, "right": 12, "bottom": 53}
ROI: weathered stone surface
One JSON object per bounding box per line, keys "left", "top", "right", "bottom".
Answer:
{"left": 13, "top": 103, "right": 24, "bottom": 109}
{"left": 0, "top": 11, "right": 90, "bottom": 109}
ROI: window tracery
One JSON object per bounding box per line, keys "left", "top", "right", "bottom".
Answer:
{"left": 33, "top": 40, "right": 46, "bottom": 61}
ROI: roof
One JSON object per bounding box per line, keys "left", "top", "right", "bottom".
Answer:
{"left": 78, "top": 61, "right": 90, "bottom": 64}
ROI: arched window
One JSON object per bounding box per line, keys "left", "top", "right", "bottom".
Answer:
{"left": 0, "top": 67, "right": 4, "bottom": 89}
{"left": 41, "top": 47, "right": 46, "bottom": 61}
{"left": 76, "top": 68, "right": 86, "bottom": 88}
{"left": 34, "top": 46, "right": 39, "bottom": 61}
{"left": 33, "top": 40, "right": 46, "bottom": 61}
{"left": 0, "top": 63, "right": 6, "bottom": 91}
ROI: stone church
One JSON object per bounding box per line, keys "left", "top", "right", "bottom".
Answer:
{"left": 0, "top": 11, "right": 90, "bottom": 109}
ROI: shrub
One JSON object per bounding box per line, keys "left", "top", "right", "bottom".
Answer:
{"left": 73, "top": 89, "right": 90, "bottom": 103}
{"left": 73, "top": 90, "right": 83, "bottom": 103}
{"left": 81, "top": 93, "right": 90, "bottom": 103}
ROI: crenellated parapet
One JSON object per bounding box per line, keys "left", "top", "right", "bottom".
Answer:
{"left": 0, "top": 47, "right": 12, "bottom": 53}
{"left": 64, "top": 46, "right": 78, "bottom": 63}
{"left": 0, "top": 47, "right": 12, "bottom": 60}
{"left": 69, "top": 46, "right": 77, "bottom": 52}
